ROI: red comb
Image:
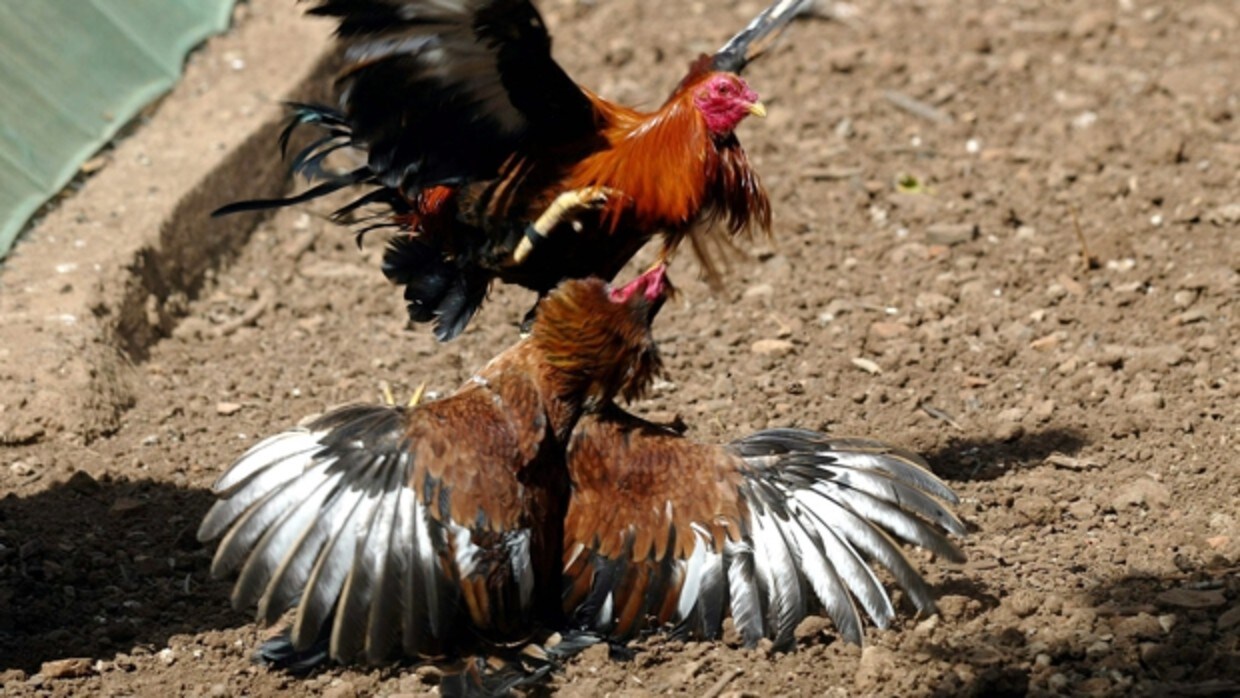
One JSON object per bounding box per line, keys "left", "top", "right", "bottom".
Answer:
{"left": 608, "top": 264, "right": 671, "bottom": 304}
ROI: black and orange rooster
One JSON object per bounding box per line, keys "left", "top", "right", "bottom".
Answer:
{"left": 218, "top": 0, "right": 814, "bottom": 339}
{"left": 198, "top": 266, "right": 671, "bottom": 676}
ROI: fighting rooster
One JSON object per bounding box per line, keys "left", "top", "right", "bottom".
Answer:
{"left": 218, "top": 0, "right": 812, "bottom": 339}
{"left": 198, "top": 266, "right": 670, "bottom": 672}
{"left": 199, "top": 271, "right": 966, "bottom": 689}
{"left": 563, "top": 405, "right": 967, "bottom": 649}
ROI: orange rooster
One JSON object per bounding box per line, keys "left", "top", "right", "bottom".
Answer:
{"left": 198, "top": 265, "right": 671, "bottom": 672}
{"left": 562, "top": 405, "right": 966, "bottom": 649}
{"left": 217, "top": 0, "right": 812, "bottom": 339}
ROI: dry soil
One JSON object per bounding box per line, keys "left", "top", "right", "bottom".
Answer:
{"left": 1, "top": 0, "right": 1237, "bottom": 696}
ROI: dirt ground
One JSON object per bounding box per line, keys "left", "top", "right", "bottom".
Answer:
{"left": 1, "top": 0, "right": 1237, "bottom": 696}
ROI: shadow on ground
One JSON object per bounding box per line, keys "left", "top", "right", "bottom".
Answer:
{"left": 0, "top": 475, "right": 244, "bottom": 672}
{"left": 913, "top": 563, "right": 1240, "bottom": 697}
{"left": 925, "top": 427, "right": 1090, "bottom": 483}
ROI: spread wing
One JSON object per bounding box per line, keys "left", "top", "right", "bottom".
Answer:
{"left": 562, "top": 406, "right": 966, "bottom": 649}
{"left": 198, "top": 397, "right": 541, "bottom": 664}
{"left": 563, "top": 408, "right": 748, "bottom": 642}
{"left": 309, "top": 0, "right": 599, "bottom": 191}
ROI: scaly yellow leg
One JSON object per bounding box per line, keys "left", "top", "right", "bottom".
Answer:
{"left": 407, "top": 381, "right": 427, "bottom": 408}
{"left": 511, "top": 187, "right": 617, "bottom": 264}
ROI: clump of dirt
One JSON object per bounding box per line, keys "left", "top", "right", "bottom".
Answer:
{"left": 1, "top": 0, "right": 1237, "bottom": 696}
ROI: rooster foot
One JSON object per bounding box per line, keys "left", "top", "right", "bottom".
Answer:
{"left": 511, "top": 187, "right": 616, "bottom": 264}
{"left": 379, "top": 380, "right": 427, "bottom": 408}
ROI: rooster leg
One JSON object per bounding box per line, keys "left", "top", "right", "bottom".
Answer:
{"left": 511, "top": 187, "right": 616, "bottom": 264}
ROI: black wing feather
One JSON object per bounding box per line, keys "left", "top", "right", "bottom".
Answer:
{"left": 309, "top": 0, "right": 597, "bottom": 190}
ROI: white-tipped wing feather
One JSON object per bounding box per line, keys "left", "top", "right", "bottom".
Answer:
{"left": 563, "top": 409, "right": 966, "bottom": 648}
{"left": 198, "top": 403, "right": 538, "bottom": 664}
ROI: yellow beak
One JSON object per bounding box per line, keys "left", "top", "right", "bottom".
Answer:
{"left": 746, "top": 101, "right": 767, "bottom": 118}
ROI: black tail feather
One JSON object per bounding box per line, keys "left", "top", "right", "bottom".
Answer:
{"left": 337, "top": 187, "right": 410, "bottom": 225}
{"left": 290, "top": 136, "right": 354, "bottom": 182}
{"left": 712, "top": 0, "right": 813, "bottom": 74}
{"left": 382, "top": 235, "right": 491, "bottom": 342}
{"left": 212, "top": 166, "right": 372, "bottom": 217}
{"left": 278, "top": 102, "right": 351, "bottom": 156}
{"left": 212, "top": 102, "right": 381, "bottom": 218}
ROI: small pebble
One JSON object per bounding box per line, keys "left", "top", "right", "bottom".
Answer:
{"left": 1112, "top": 479, "right": 1170, "bottom": 510}
{"left": 9, "top": 461, "right": 35, "bottom": 477}
{"left": 1205, "top": 202, "right": 1240, "bottom": 225}
{"left": 742, "top": 283, "right": 774, "bottom": 300}
{"left": 1127, "top": 392, "right": 1165, "bottom": 410}
{"left": 854, "top": 645, "right": 897, "bottom": 692}
{"left": 851, "top": 357, "right": 882, "bottom": 375}
{"left": 1029, "top": 333, "right": 1063, "bottom": 351}
{"left": 794, "top": 615, "right": 831, "bottom": 641}
{"left": 751, "top": 339, "right": 794, "bottom": 356}
{"left": 216, "top": 402, "right": 243, "bottom": 416}
{"left": 1215, "top": 606, "right": 1240, "bottom": 631}
{"left": 39, "top": 658, "right": 94, "bottom": 680}
{"left": 322, "top": 681, "right": 358, "bottom": 698}
{"left": 869, "top": 321, "right": 909, "bottom": 339}
{"left": 926, "top": 223, "right": 977, "bottom": 246}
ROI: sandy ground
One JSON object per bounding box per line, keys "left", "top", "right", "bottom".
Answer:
{"left": 1, "top": 0, "right": 1237, "bottom": 696}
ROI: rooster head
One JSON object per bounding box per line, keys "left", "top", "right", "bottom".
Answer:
{"left": 532, "top": 265, "right": 673, "bottom": 406}
{"left": 693, "top": 73, "right": 766, "bottom": 135}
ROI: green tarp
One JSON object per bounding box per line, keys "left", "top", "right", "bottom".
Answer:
{"left": 0, "top": 0, "right": 236, "bottom": 259}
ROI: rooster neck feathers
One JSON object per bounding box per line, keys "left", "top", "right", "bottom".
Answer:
{"left": 528, "top": 278, "right": 662, "bottom": 412}
{"left": 567, "top": 77, "right": 769, "bottom": 239}
{"left": 567, "top": 96, "right": 710, "bottom": 229}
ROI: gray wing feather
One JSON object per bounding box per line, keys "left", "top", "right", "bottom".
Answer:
{"left": 718, "top": 430, "right": 966, "bottom": 642}
{"left": 198, "top": 404, "right": 484, "bottom": 664}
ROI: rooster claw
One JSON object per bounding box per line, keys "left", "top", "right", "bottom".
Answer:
{"left": 578, "top": 188, "right": 612, "bottom": 208}
{"left": 511, "top": 187, "right": 618, "bottom": 265}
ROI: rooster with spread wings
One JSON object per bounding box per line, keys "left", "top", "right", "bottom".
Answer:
{"left": 198, "top": 266, "right": 672, "bottom": 676}
{"left": 200, "top": 267, "right": 965, "bottom": 689}
{"left": 218, "top": 0, "right": 815, "bottom": 339}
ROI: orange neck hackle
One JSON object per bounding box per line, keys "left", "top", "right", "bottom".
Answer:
{"left": 567, "top": 73, "right": 770, "bottom": 249}
{"left": 568, "top": 95, "right": 712, "bottom": 232}
{"left": 530, "top": 268, "right": 669, "bottom": 410}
